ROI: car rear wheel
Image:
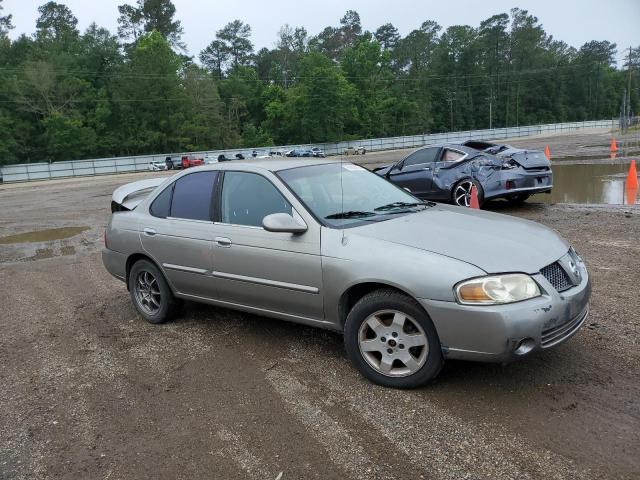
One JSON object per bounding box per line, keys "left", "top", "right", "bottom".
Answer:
{"left": 129, "top": 259, "right": 179, "bottom": 324}
{"left": 452, "top": 178, "right": 484, "bottom": 207}
{"left": 344, "top": 289, "right": 443, "bottom": 389}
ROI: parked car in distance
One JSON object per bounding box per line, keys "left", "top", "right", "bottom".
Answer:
{"left": 165, "top": 155, "right": 182, "bottom": 170}
{"left": 344, "top": 146, "right": 366, "bottom": 155}
{"left": 104, "top": 159, "right": 590, "bottom": 389}
{"left": 181, "top": 155, "right": 204, "bottom": 169}
{"left": 148, "top": 161, "right": 167, "bottom": 171}
{"left": 286, "top": 149, "right": 312, "bottom": 157}
{"left": 310, "top": 147, "right": 326, "bottom": 158}
{"left": 373, "top": 141, "right": 552, "bottom": 207}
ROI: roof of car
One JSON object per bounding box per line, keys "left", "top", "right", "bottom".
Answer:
{"left": 200, "top": 158, "right": 338, "bottom": 173}
{"left": 407, "top": 143, "right": 482, "bottom": 156}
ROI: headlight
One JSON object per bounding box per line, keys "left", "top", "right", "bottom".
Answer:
{"left": 455, "top": 274, "right": 541, "bottom": 305}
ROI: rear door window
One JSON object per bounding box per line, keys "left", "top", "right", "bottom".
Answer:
{"left": 403, "top": 147, "right": 440, "bottom": 167}
{"left": 221, "top": 172, "right": 292, "bottom": 227}
{"left": 441, "top": 149, "right": 466, "bottom": 162}
{"left": 149, "top": 184, "right": 173, "bottom": 218}
{"left": 170, "top": 171, "right": 218, "bottom": 221}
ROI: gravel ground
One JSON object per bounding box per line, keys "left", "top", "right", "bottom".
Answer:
{"left": 1, "top": 130, "right": 639, "bottom": 479}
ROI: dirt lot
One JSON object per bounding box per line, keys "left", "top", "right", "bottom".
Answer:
{"left": 1, "top": 131, "right": 639, "bottom": 479}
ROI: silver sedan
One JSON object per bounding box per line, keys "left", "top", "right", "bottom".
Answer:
{"left": 103, "top": 159, "right": 591, "bottom": 388}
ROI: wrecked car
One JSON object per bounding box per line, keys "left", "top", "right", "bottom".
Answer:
{"left": 148, "top": 160, "right": 167, "bottom": 171}
{"left": 373, "top": 141, "right": 552, "bottom": 206}
{"left": 103, "top": 159, "right": 589, "bottom": 389}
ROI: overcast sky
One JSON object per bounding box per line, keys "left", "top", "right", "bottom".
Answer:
{"left": 4, "top": 0, "right": 639, "bottom": 64}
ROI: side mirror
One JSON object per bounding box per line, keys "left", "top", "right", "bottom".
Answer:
{"left": 262, "top": 213, "right": 308, "bottom": 234}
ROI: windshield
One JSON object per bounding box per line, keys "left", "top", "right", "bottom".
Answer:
{"left": 277, "top": 163, "right": 426, "bottom": 227}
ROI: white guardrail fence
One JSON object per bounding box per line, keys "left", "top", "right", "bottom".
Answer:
{"left": 0, "top": 119, "right": 616, "bottom": 183}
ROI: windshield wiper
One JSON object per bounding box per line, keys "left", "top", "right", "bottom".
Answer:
{"left": 374, "top": 201, "right": 433, "bottom": 212}
{"left": 325, "top": 210, "right": 377, "bottom": 219}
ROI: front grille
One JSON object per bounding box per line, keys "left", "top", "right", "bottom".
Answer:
{"left": 541, "top": 307, "right": 588, "bottom": 348}
{"left": 540, "top": 262, "right": 572, "bottom": 292}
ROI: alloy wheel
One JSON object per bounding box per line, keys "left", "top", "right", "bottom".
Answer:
{"left": 358, "top": 310, "right": 429, "bottom": 377}
{"left": 453, "top": 180, "right": 475, "bottom": 207}
{"left": 134, "top": 270, "right": 162, "bottom": 316}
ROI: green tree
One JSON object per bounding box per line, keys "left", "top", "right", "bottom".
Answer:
{"left": 199, "top": 39, "right": 228, "bottom": 78}
{"left": 341, "top": 38, "right": 394, "bottom": 137}
{"left": 216, "top": 20, "right": 253, "bottom": 70}
{"left": 180, "top": 65, "right": 227, "bottom": 150}
{"left": 374, "top": 23, "right": 400, "bottom": 51}
{"left": 0, "top": 0, "right": 13, "bottom": 37}
{"left": 281, "top": 52, "right": 356, "bottom": 142}
{"left": 112, "top": 31, "right": 185, "bottom": 154}
{"left": 35, "top": 1, "right": 79, "bottom": 46}
{"left": 117, "top": 0, "right": 184, "bottom": 49}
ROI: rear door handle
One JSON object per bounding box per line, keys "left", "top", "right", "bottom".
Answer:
{"left": 215, "top": 237, "right": 232, "bottom": 247}
{"left": 143, "top": 228, "right": 156, "bottom": 236}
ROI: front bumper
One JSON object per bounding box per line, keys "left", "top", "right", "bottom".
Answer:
{"left": 419, "top": 263, "right": 591, "bottom": 363}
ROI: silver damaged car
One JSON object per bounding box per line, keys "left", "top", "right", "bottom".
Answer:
{"left": 103, "top": 159, "right": 591, "bottom": 388}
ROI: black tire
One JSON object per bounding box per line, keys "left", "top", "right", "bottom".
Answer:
{"left": 343, "top": 289, "right": 443, "bottom": 389}
{"left": 128, "top": 259, "right": 179, "bottom": 324}
{"left": 451, "top": 178, "right": 484, "bottom": 207}
{"left": 506, "top": 193, "right": 530, "bottom": 204}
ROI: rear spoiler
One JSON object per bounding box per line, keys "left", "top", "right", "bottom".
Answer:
{"left": 111, "top": 177, "right": 165, "bottom": 212}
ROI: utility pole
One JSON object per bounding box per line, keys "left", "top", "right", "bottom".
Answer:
{"left": 486, "top": 93, "right": 495, "bottom": 130}
{"left": 620, "top": 88, "right": 627, "bottom": 133}
{"left": 446, "top": 90, "right": 456, "bottom": 132}
{"left": 627, "top": 46, "right": 633, "bottom": 130}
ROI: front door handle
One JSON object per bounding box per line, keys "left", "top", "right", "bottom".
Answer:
{"left": 143, "top": 228, "right": 156, "bottom": 236}
{"left": 215, "top": 237, "right": 232, "bottom": 248}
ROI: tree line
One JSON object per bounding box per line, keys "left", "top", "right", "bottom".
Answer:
{"left": 0, "top": 0, "right": 637, "bottom": 165}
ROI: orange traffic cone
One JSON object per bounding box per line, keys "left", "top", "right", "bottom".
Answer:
{"left": 625, "top": 187, "right": 637, "bottom": 206}
{"left": 626, "top": 160, "right": 638, "bottom": 190}
{"left": 610, "top": 137, "right": 618, "bottom": 153}
{"left": 544, "top": 145, "right": 551, "bottom": 160}
{"left": 469, "top": 185, "right": 480, "bottom": 209}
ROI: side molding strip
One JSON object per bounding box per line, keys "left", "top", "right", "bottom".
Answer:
{"left": 162, "top": 263, "right": 208, "bottom": 275}
{"left": 212, "top": 270, "right": 319, "bottom": 294}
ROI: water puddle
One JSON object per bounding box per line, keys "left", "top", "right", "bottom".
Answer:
{"left": 0, "top": 226, "right": 90, "bottom": 245}
{"left": 532, "top": 163, "right": 638, "bottom": 205}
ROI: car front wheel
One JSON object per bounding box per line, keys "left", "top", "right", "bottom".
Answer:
{"left": 344, "top": 289, "right": 443, "bottom": 389}
{"left": 129, "top": 259, "right": 179, "bottom": 324}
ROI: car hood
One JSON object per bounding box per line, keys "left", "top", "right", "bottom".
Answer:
{"left": 353, "top": 204, "right": 568, "bottom": 274}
